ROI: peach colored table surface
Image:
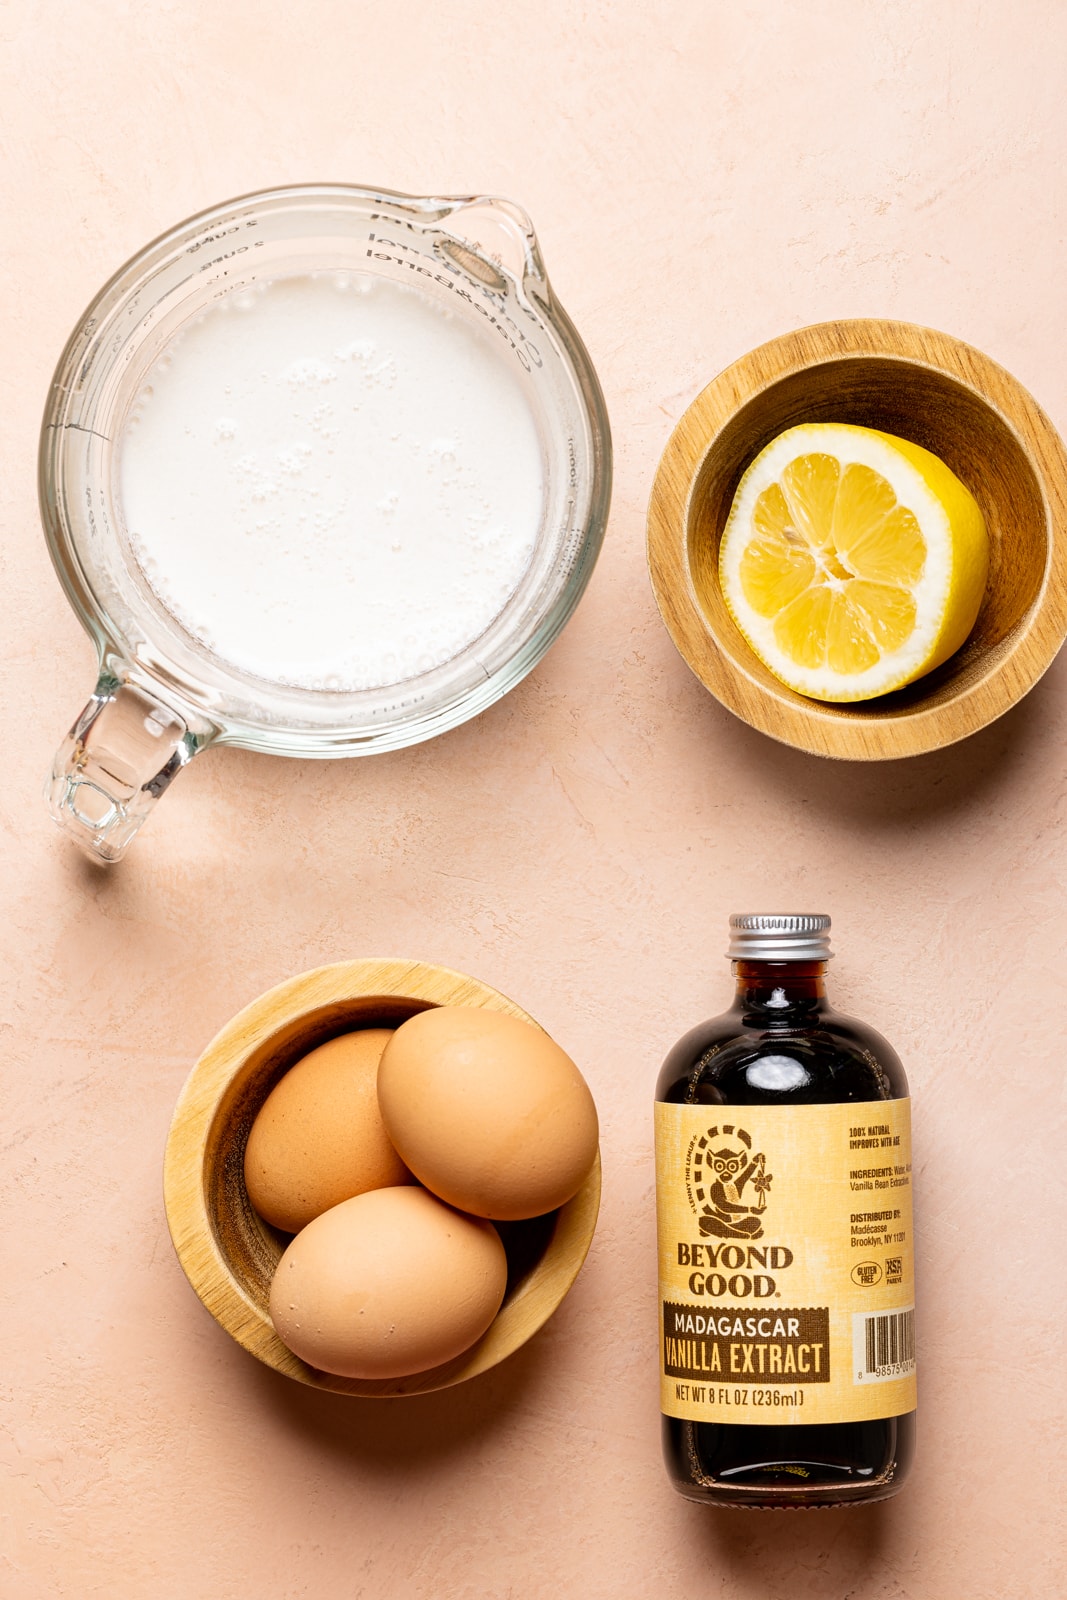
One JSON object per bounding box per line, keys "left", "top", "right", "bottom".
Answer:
{"left": 3, "top": 3, "right": 1066, "bottom": 1596}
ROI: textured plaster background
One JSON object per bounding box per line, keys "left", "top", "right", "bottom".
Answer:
{"left": 2, "top": 2, "right": 1066, "bottom": 1596}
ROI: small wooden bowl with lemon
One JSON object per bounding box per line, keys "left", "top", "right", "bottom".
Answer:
{"left": 163, "top": 958, "right": 602, "bottom": 1397}
{"left": 647, "top": 319, "right": 1067, "bottom": 759}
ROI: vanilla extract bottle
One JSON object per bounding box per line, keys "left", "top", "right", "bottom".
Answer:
{"left": 655, "top": 914, "right": 916, "bottom": 1509}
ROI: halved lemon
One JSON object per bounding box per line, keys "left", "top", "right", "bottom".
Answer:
{"left": 718, "top": 424, "right": 989, "bottom": 702}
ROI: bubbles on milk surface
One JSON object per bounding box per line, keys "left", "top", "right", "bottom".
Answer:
{"left": 119, "top": 273, "right": 543, "bottom": 690}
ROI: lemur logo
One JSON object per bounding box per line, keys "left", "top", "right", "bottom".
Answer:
{"left": 689, "top": 1124, "right": 772, "bottom": 1239}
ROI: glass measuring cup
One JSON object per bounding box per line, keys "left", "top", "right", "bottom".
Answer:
{"left": 41, "top": 184, "right": 611, "bottom": 862}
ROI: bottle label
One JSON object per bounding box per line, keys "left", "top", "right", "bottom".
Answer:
{"left": 655, "top": 1099, "right": 916, "bottom": 1426}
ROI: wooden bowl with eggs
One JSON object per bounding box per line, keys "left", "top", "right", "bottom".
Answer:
{"left": 647, "top": 319, "right": 1067, "bottom": 759}
{"left": 163, "top": 959, "right": 601, "bottom": 1396}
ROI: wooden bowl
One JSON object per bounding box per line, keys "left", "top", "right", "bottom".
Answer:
{"left": 163, "top": 958, "right": 601, "bottom": 1396}
{"left": 647, "top": 320, "right": 1067, "bottom": 759}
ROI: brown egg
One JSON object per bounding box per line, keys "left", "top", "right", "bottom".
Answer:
{"left": 244, "top": 1029, "right": 410, "bottom": 1232}
{"left": 269, "top": 1186, "right": 508, "bottom": 1378}
{"left": 377, "top": 1007, "right": 599, "bottom": 1221}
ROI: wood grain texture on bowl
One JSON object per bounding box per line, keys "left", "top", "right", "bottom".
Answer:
{"left": 647, "top": 319, "right": 1067, "bottom": 759}
{"left": 163, "top": 958, "right": 601, "bottom": 1396}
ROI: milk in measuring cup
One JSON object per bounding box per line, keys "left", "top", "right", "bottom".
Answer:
{"left": 118, "top": 274, "right": 544, "bottom": 691}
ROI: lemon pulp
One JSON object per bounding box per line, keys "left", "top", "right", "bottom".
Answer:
{"left": 718, "top": 424, "right": 989, "bottom": 702}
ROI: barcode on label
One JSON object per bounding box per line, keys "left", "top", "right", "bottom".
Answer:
{"left": 852, "top": 1307, "right": 915, "bottom": 1384}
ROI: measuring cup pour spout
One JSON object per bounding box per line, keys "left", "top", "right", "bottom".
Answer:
{"left": 46, "top": 675, "right": 211, "bottom": 863}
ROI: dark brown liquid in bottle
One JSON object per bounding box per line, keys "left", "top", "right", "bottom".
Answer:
{"left": 657, "top": 960, "right": 915, "bottom": 1509}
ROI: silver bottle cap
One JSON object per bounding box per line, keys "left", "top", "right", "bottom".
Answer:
{"left": 727, "top": 913, "right": 833, "bottom": 962}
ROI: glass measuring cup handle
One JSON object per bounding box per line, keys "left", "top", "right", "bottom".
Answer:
{"left": 46, "top": 673, "right": 213, "bottom": 864}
